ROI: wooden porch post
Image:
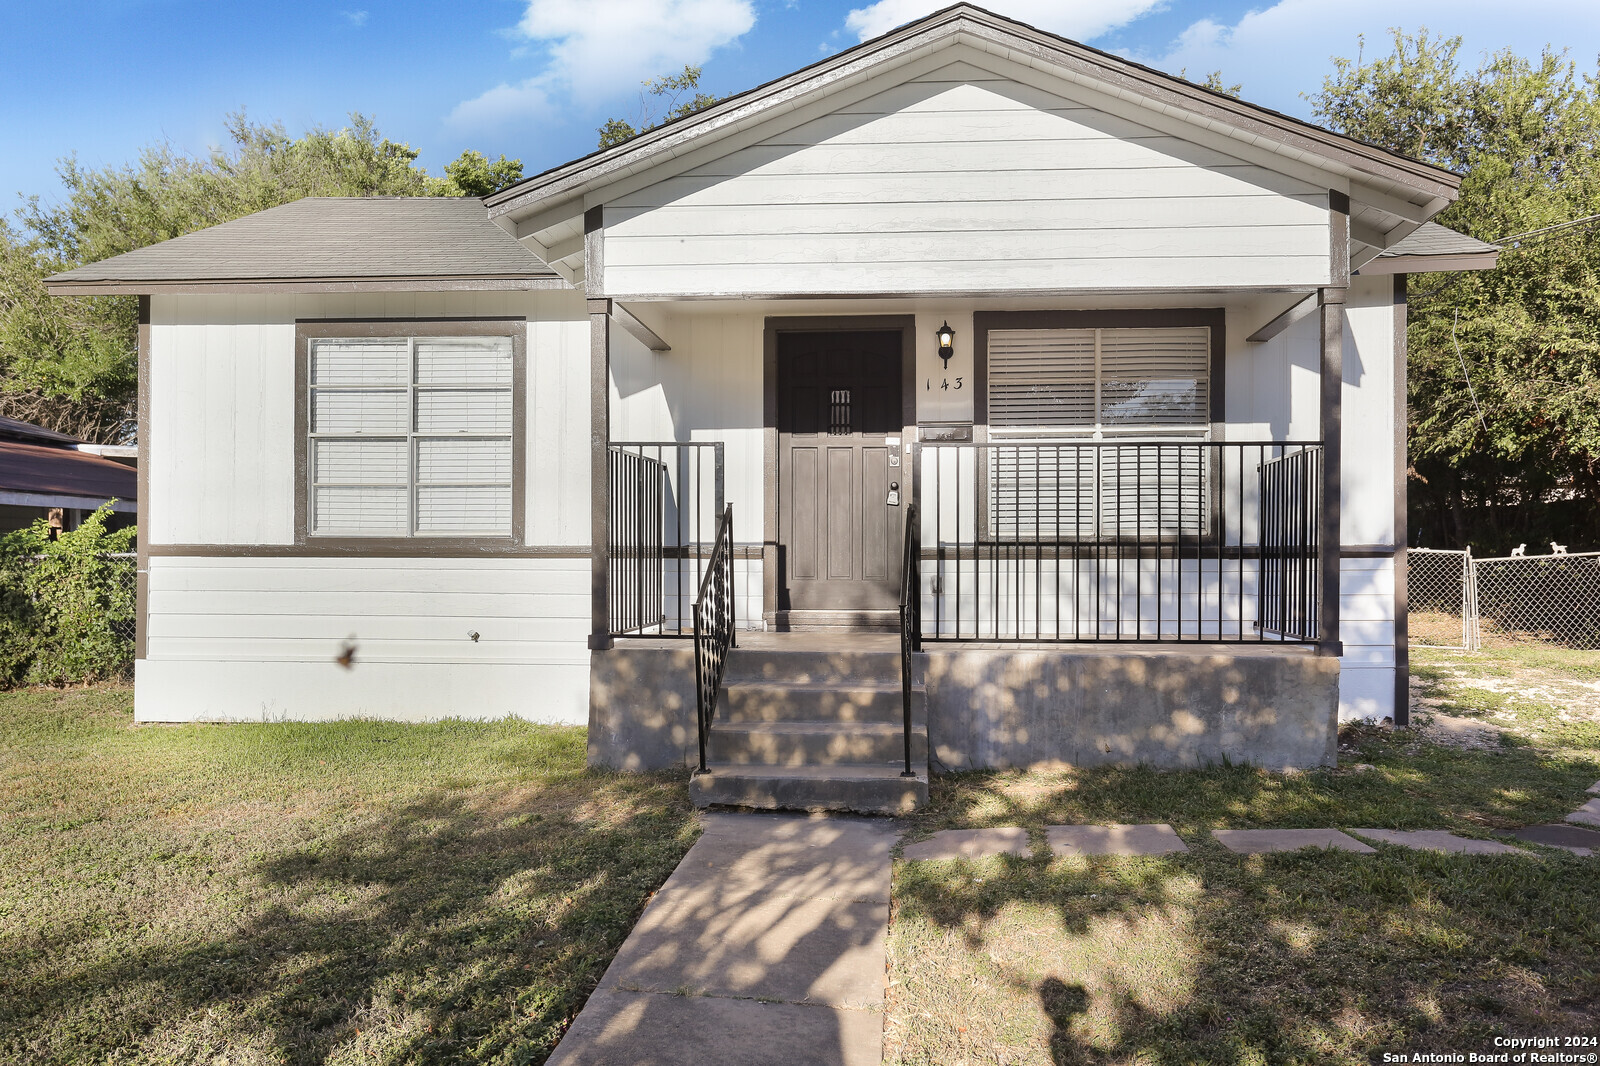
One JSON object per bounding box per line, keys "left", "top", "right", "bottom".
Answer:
{"left": 587, "top": 205, "right": 613, "bottom": 651}
{"left": 1318, "top": 287, "right": 1345, "bottom": 658}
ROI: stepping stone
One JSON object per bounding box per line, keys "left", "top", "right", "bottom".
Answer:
{"left": 1047, "top": 823, "right": 1188, "bottom": 857}
{"left": 1348, "top": 829, "right": 1522, "bottom": 855}
{"left": 1588, "top": 780, "right": 1600, "bottom": 795}
{"left": 1500, "top": 824, "right": 1600, "bottom": 857}
{"left": 901, "top": 827, "right": 1031, "bottom": 861}
{"left": 1212, "top": 829, "right": 1376, "bottom": 854}
{"left": 1566, "top": 798, "right": 1600, "bottom": 827}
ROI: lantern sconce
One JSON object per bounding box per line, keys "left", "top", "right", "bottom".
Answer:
{"left": 936, "top": 321, "right": 955, "bottom": 368}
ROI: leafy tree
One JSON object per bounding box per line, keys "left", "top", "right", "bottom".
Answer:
{"left": 0, "top": 114, "right": 521, "bottom": 443}
{"left": 1309, "top": 31, "right": 1600, "bottom": 551}
{"left": 1181, "top": 69, "right": 1243, "bottom": 98}
{"left": 599, "top": 65, "right": 724, "bottom": 148}
{"left": 439, "top": 149, "right": 524, "bottom": 197}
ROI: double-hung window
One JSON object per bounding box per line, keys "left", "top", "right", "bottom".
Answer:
{"left": 986, "top": 325, "right": 1212, "bottom": 539}
{"left": 303, "top": 323, "right": 521, "bottom": 540}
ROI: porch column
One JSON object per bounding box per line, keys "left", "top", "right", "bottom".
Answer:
{"left": 1318, "top": 287, "right": 1345, "bottom": 657}
{"left": 589, "top": 298, "right": 613, "bottom": 649}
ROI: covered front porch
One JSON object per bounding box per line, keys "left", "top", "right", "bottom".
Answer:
{"left": 579, "top": 289, "right": 1352, "bottom": 802}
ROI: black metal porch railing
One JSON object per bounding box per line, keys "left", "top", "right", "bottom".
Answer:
{"left": 1258, "top": 445, "right": 1323, "bottom": 642}
{"left": 917, "top": 440, "right": 1323, "bottom": 643}
{"left": 607, "top": 441, "right": 725, "bottom": 637}
{"left": 693, "top": 505, "right": 736, "bottom": 774}
{"left": 898, "top": 502, "right": 921, "bottom": 778}
{"left": 607, "top": 447, "right": 665, "bottom": 635}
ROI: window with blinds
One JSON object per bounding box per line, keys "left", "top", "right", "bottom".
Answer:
{"left": 309, "top": 336, "right": 513, "bottom": 537}
{"left": 985, "top": 326, "right": 1211, "bottom": 539}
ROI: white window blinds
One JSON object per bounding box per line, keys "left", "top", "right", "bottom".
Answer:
{"left": 985, "top": 326, "right": 1211, "bottom": 539}
{"left": 309, "top": 336, "right": 513, "bottom": 537}
{"left": 988, "top": 327, "right": 1209, "bottom": 431}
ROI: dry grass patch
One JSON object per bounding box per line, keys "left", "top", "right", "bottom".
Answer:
{"left": 0, "top": 687, "right": 697, "bottom": 1066}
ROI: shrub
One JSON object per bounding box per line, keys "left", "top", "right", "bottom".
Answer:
{"left": 0, "top": 503, "right": 135, "bottom": 685}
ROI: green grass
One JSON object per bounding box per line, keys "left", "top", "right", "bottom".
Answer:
{"left": 885, "top": 647, "right": 1600, "bottom": 1065}
{"left": 0, "top": 687, "right": 697, "bottom": 1066}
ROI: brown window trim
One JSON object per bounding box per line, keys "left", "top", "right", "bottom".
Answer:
{"left": 969, "top": 308, "right": 1227, "bottom": 546}
{"left": 293, "top": 318, "right": 528, "bottom": 553}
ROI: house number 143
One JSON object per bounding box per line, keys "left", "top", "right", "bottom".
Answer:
{"left": 926, "top": 377, "right": 964, "bottom": 391}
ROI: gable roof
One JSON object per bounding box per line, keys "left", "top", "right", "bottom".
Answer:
{"left": 485, "top": 2, "right": 1460, "bottom": 231}
{"left": 44, "top": 197, "right": 564, "bottom": 295}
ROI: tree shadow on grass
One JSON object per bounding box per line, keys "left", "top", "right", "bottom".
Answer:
{"left": 888, "top": 743, "right": 1600, "bottom": 1065}
{"left": 0, "top": 772, "right": 697, "bottom": 1065}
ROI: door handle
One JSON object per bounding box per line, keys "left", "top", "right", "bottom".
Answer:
{"left": 886, "top": 481, "right": 901, "bottom": 507}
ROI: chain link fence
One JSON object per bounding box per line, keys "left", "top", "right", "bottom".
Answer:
{"left": 1406, "top": 548, "right": 1476, "bottom": 649}
{"left": 1407, "top": 547, "right": 1600, "bottom": 651}
{"left": 1473, "top": 550, "right": 1600, "bottom": 649}
{"left": 0, "top": 551, "right": 136, "bottom": 684}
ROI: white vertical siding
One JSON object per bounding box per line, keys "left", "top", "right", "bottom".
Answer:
{"left": 141, "top": 290, "right": 595, "bottom": 724}
{"left": 149, "top": 290, "right": 591, "bottom": 547}
{"left": 605, "top": 60, "right": 1331, "bottom": 297}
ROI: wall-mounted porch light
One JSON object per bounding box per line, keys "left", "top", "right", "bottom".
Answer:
{"left": 936, "top": 321, "right": 956, "bottom": 368}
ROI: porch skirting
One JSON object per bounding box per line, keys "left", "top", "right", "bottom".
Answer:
{"left": 921, "top": 645, "right": 1337, "bottom": 772}
{"left": 587, "top": 642, "right": 1338, "bottom": 773}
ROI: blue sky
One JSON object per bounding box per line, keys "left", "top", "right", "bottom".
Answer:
{"left": 3, "top": 1, "right": 1598, "bottom": 209}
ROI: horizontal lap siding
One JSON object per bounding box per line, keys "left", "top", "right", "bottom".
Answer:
{"left": 138, "top": 556, "right": 590, "bottom": 723}
{"left": 605, "top": 66, "right": 1330, "bottom": 296}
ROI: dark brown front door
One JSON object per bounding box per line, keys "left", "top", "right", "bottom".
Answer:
{"left": 777, "top": 330, "right": 904, "bottom": 612}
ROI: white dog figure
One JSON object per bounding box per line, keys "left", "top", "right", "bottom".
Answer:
{"left": 1511, "top": 544, "right": 1526, "bottom": 556}
{"left": 1551, "top": 542, "right": 1569, "bottom": 555}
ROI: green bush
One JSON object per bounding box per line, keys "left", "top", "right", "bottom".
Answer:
{"left": 0, "top": 504, "right": 135, "bottom": 685}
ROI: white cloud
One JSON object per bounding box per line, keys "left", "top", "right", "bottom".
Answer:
{"left": 1138, "top": 0, "right": 1600, "bottom": 119}
{"left": 342, "top": 10, "right": 368, "bottom": 27}
{"left": 451, "top": 0, "right": 757, "bottom": 130}
{"left": 844, "top": 0, "right": 1164, "bottom": 43}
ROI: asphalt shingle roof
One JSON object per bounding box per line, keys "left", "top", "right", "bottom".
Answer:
{"left": 1378, "top": 222, "right": 1499, "bottom": 259}
{"left": 45, "top": 197, "right": 557, "bottom": 286}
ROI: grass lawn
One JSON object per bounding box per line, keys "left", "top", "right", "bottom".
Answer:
{"left": 0, "top": 688, "right": 696, "bottom": 1066}
{"left": 885, "top": 646, "right": 1600, "bottom": 1065}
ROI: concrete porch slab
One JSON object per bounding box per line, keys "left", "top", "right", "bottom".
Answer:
{"left": 900, "top": 827, "right": 1031, "bottom": 861}
{"left": 1047, "top": 823, "right": 1189, "bottom": 857}
{"left": 1498, "top": 824, "right": 1600, "bottom": 857}
{"left": 1567, "top": 798, "right": 1600, "bottom": 827}
{"left": 1348, "top": 829, "right": 1523, "bottom": 855}
{"left": 1212, "top": 829, "right": 1376, "bottom": 854}
{"left": 544, "top": 990, "right": 882, "bottom": 1066}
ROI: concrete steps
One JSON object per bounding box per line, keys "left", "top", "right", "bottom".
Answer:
{"left": 690, "top": 764, "right": 929, "bottom": 816}
{"left": 691, "top": 637, "right": 929, "bottom": 814}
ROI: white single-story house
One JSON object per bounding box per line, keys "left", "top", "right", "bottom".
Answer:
{"left": 47, "top": 5, "right": 1499, "bottom": 810}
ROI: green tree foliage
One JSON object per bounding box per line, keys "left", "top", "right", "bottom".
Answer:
{"left": 0, "top": 503, "right": 135, "bottom": 685}
{"left": 598, "top": 65, "right": 724, "bottom": 148}
{"left": 1181, "top": 69, "right": 1243, "bottom": 98}
{"left": 1309, "top": 32, "right": 1600, "bottom": 550}
{"left": 0, "top": 114, "right": 522, "bottom": 443}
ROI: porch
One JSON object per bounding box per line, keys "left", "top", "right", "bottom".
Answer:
{"left": 583, "top": 295, "right": 1350, "bottom": 810}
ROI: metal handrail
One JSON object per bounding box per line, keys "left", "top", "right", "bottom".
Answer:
{"left": 692, "top": 504, "right": 735, "bottom": 775}
{"left": 897, "top": 502, "right": 920, "bottom": 778}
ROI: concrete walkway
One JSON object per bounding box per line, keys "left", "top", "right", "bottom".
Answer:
{"left": 546, "top": 812, "right": 895, "bottom": 1066}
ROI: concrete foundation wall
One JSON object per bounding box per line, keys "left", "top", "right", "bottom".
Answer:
{"left": 589, "top": 641, "right": 1340, "bottom": 772}
{"left": 923, "top": 646, "right": 1339, "bottom": 771}
{"left": 588, "top": 644, "right": 699, "bottom": 771}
